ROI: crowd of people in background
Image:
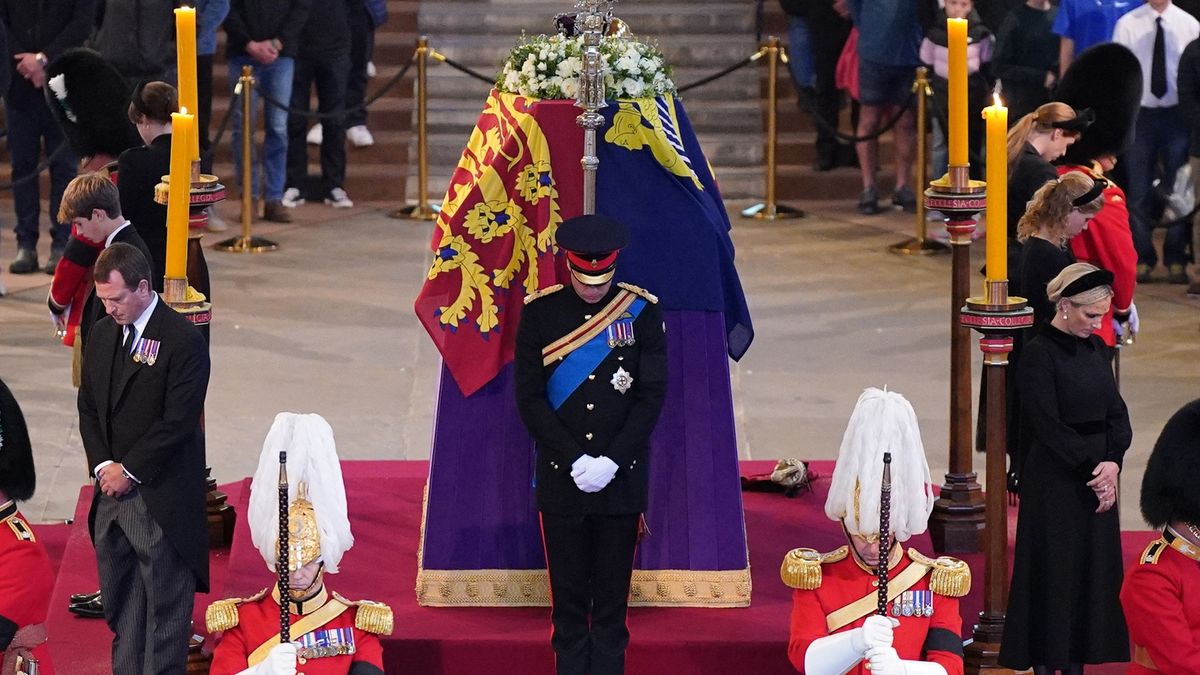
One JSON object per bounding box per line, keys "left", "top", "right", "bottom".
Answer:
{"left": 781, "top": 0, "right": 1200, "bottom": 295}
{"left": 0, "top": 0, "right": 388, "bottom": 291}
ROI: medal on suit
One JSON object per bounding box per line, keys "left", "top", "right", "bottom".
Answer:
{"left": 134, "top": 338, "right": 161, "bottom": 366}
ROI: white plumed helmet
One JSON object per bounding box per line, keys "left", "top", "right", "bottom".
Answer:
{"left": 248, "top": 412, "right": 354, "bottom": 574}
{"left": 824, "top": 387, "right": 935, "bottom": 543}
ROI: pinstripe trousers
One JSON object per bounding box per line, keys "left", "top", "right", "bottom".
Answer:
{"left": 94, "top": 490, "right": 195, "bottom": 675}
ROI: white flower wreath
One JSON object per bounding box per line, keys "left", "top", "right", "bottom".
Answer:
{"left": 496, "top": 33, "right": 677, "bottom": 100}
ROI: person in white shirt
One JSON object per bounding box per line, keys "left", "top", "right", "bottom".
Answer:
{"left": 1112, "top": 0, "right": 1200, "bottom": 283}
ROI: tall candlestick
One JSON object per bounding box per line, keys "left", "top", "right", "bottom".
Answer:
{"left": 947, "top": 17, "right": 968, "bottom": 168}
{"left": 175, "top": 6, "right": 200, "bottom": 161}
{"left": 165, "top": 111, "right": 194, "bottom": 280}
{"left": 983, "top": 94, "right": 1007, "bottom": 283}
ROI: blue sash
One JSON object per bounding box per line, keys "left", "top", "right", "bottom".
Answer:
{"left": 546, "top": 297, "right": 647, "bottom": 410}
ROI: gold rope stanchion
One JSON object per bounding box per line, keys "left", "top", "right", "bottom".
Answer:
{"left": 392, "top": 36, "right": 438, "bottom": 220}
{"left": 890, "top": 67, "right": 948, "bottom": 255}
{"left": 215, "top": 66, "right": 279, "bottom": 253}
{"left": 741, "top": 37, "right": 803, "bottom": 220}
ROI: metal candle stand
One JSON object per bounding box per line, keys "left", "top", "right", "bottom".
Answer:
{"left": 923, "top": 166, "right": 987, "bottom": 553}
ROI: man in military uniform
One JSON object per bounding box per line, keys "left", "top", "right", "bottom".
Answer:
{"left": 1120, "top": 398, "right": 1200, "bottom": 674}
{"left": 782, "top": 388, "right": 969, "bottom": 675}
{"left": 515, "top": 214, "right": 668, "bottom": 675}
{"left": 205, "top": 413, "right": 392, "bottom": 675}
{"left": 0, "top": 378, "right": 54, "bottom": 674}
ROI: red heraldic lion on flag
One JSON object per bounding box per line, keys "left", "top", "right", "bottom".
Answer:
{"left": 414, "top": 91, "right": 566, "bottom": 396}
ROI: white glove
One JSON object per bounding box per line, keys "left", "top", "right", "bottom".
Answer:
{"left": 237, "top": 642, "right": 297, "bottom": 675}
{"left": 576, "top": 456, "right": 619, "bottom": 493}
{"left": 1126, "top": 302, "right": 1140, "bottom": 335}
{"left": 864, "top": 645, "right": 905, "bottom": 675}
{"left": 853, "top": 615, "right": 897, "bottom": 652}
{"left": 570, "top": 455, "right": 596, "bottom": 478}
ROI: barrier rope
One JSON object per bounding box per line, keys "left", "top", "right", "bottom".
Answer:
{"left": 434, "top": 53, "right": 496, "bottom": 85}
{"left": 258, "top": 50, "right": 417, "bottom": 119}
{"left": 678, "top": 50, "right": 763, "bottom": 93}
{"left": 0, "top": 143, "right": 68, "bottom": 192}
{"left": 782, "top": 53, "right": 916, "bottom": 144}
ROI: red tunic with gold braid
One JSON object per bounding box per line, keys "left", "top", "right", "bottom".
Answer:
{"left": 0, "top": 502, "right": 55, "bottom": 674}
{"left": 1057, "top": 162, "right": 1137, "bottom": 348}
{"left": 1120, "top": 528, "right": 1200, "bottom": 675}
{"left": 209, "top": 584, "right": 387, "bottom": 675}
{"left": 787, "top": 546, "right": 965, "bottom": 675}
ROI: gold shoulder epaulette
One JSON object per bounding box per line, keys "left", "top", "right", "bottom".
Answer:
{"left": 205, "top": 587, "right": 269, "bottom": 633}
{"left": 909, "top": 549, "right": 971, "bottom": 597}
{"left": 617, "top": 282, "right": 659, "bottom": 304}
{"left": 1140, "top": 539, "right": 1168, "bottom": 565}
{"left": 524, "top": 284, "right": 564, "bottom": 305}
{"left": 780, "top": 546, "right": 847, "bottom": 589}
{"left": 333, "top": 592, "right": 394, "bottom": 635}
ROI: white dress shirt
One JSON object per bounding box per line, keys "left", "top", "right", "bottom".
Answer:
{"left": 93, "top": 292, "right": 158, "bottom": 483}
{"left": 103, "top": 219, "right": 134, "bottom": 247}
{"left": 1112, "top": 2, "right": 1200, "bottom": 107}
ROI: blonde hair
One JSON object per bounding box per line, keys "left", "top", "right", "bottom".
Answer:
{"left": 1016, "top": 171, "right": 1104, "bottom": 245}
{"left": 1006, "top": 102, "right": 1080, "bottom": 171}
{"left": 1048, "top": 262, "right": 1115, "bottom": 306}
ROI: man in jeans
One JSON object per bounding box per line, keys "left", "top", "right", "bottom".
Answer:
{"left": 0, "top": 0, "right": 90, "bottom": 274}
{"left": 223, "top": 0, "right": 313, "bottom": 223}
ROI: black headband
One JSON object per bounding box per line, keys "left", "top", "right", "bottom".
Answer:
{"left": 1062, "top": 268, "right": 1114, "bottom": 297}
{"left": 1072, "top": 177, "right": 1108, "bottom": 206}
{"left": 1050, "top": 108, "right": 1095, "bottom": 133}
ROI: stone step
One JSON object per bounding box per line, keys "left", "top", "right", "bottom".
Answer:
{"left": 420, "top": 1, "right": 753, "bottom": 35}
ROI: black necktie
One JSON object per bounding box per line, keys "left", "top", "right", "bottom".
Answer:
{"left": 1152, "top": 17, "right": 1168, "bottom": 99}
{"left": 125, "top": 326, "right": 138, "bottom": 356}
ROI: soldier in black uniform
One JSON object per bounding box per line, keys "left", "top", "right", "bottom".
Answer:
{"left": 515, "top": 214, "right": 668, "bottom": 675}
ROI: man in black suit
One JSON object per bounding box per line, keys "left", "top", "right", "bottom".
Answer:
{"left": 49, "top": 173, "right": 155, "bottom": 348}
{"left": 515, "top": 214, "right": 668, "bottom": 675}
{"left": 78, "top": 243, "right": 210, "bottom": 674}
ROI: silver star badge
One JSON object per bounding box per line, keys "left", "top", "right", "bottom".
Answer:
{"left": 610, "top": 367, "right": 633, "bottom": 394}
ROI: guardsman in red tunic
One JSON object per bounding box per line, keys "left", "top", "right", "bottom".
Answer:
{"left": 205, "top": 413, "right": 392, "bottom": 675}
{"left": 1053, "top": 43, "right": 1144, "bottom": 349}
{"left": 1120, "top": 399, "right": 1200, "bottom": 675}
{"left": 0, "top": 379, "right": 55, "bottom": 674}
{"left": 782, "top": 388, "right": 970, "bottom": 675}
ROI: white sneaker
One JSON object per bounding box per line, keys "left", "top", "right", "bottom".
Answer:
{"left": 306, "top": 124, "right": 323, "bottom": 146}
{"left": 347, "top": 125, "right": 375, "bottom": 148}
{"left": 325, "top": 187, "right": 354, "bottom": 208}
{"left": 367, "top": 61, "right": 377, "bottom": 78}
{"left": 281, "top": 187, "right": 305, "bottom": 208}
{"left": 205, "top": 206, "right": 229, "bottom": 232}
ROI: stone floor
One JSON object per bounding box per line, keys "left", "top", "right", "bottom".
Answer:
{"left": 1, "top": 196, "right": 1196, "bottom": 530}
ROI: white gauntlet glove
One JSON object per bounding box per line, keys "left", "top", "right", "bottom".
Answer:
{"left": 576, "top": 456, "right": 618, "bottom": 493}
{"left": 236, "top": 642, "right": 297, "bottom": 675}
{"left": 805, "top": 615, "right": 897, "bottom": 675}
{"left": 864, "top": 646, "right": 948, "bottom": 675}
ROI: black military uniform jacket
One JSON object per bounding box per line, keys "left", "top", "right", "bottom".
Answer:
{"left": 515, "top": 282, "right": 668, "bottom": 516}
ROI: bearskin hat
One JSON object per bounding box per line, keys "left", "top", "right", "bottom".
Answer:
{"left": 1056, "top": 43, "right": 1143, "bottom": 165}
{"left": 0, "top": 378, "right": 36, "bottom": 502}
{"left": 44, "top": 48, "right": 142, "bottom": 163}
{"left": 1140, "top": 399, "right": 1200, "bottom": 528}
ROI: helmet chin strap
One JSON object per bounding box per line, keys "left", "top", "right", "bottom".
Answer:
{"left": 287, "top": 562, "right": 326, "bottom": 602}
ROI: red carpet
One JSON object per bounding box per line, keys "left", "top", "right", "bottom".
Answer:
{"left": 43, "top": 461, "right": 1155, "bottom": 673}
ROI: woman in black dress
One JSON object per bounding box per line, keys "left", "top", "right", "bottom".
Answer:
{"left": 1000, "top": 263, "right": 1132, "bottom": 675}
{"left": 1005, "top": 103, "right": 1093, "bottom": 248}
{"left": 116, "top": 82, "right": 177, "bottom": 292}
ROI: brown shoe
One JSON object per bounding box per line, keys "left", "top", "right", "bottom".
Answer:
{"left": 262, "top": 200, "right": 292, "bottom": 223}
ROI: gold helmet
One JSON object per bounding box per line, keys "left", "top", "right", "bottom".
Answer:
{"left": 249, "top": 413, "right": 354, "bottom": 574}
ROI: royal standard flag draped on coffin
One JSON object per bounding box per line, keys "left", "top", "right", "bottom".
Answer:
{"left": 415, "top": 89, "right": 753, "bottom": 397}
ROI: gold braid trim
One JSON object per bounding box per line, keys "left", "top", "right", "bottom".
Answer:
{"left": 617, "top": 282, "right": 659, "bottom": 304}
{"left": 332, "top": 593, "right": 395, "bottom": 635}
{"left": 415, "top": 566, "right": 751, "bottom": 608}
{"left": 909, "top": 549, "right": 971, "bottom": 597}
{"left": 523, "top": 284, "right": 563, "bottom": 305}
{"left": 205, "top": 587, "right": 269, "bottom": 633}
{"left": 780, "top": 546, "right": 848, "bottom": 589}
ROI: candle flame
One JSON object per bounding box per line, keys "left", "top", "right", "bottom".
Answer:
{"left": 180, "top": 106, "right": 189, "bottom": 115}
{"left": 993, "top": 93, "right": 1003, "bottom": 107}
